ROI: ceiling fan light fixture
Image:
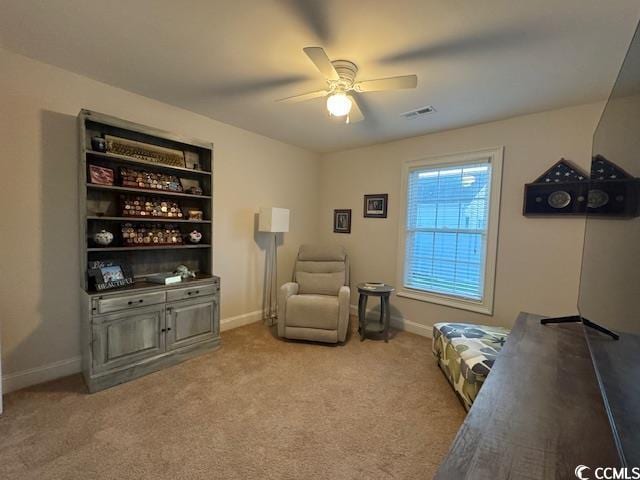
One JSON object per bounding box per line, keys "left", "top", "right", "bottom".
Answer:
{"left": 326, "top": 92, "right": 352, "bottom": 117}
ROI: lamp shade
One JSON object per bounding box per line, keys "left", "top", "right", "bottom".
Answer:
{"left": 259, "top": 207, "right": 290, "bottom": 233}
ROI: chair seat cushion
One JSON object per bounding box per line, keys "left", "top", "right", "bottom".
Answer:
{"left": 432, "top": 322, "right": 510, "bottom": 410}
{"left": 286, "top": 294, "right": 339, "bottom": 330}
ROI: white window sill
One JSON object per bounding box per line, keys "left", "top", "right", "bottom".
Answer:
{"left": 396, "top": 288, "right": 493, "bottom": 316}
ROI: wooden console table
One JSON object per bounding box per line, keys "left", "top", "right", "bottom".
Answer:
{"left": 435, "top": 312, "right": 620, "bottom": 479}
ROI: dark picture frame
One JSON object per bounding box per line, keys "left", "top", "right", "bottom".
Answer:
{"left": 333, "top": 209, "right": 352, "bottom": 234}
{"left": 364, "top": 194, "right": 388, "bottom": 218}
{"left": 88, "top": 260, "right": 134, "bottom": 291}
{"left": 88, "top": 164, "right": 115, "bottom": 186}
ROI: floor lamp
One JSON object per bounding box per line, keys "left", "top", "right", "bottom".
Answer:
{"left": 259, "top": 207, "right": 290, "bottom": 325}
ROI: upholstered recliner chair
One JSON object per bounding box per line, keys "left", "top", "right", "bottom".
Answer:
{"left": 278, "top": 245, "right": 350, "bottom": 343}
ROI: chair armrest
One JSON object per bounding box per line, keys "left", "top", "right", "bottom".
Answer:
{"left": 278, "top": 282, "right": 299, "bottom": 337}
{"left": 337, "top": 285, "right": 351, "bottom": 342}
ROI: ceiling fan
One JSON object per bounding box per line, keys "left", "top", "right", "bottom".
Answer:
{"left": 276, "top": 47, "right": 418, "bottom": 124}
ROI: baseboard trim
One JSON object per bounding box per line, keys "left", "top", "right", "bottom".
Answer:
{"left": 220, "top": 309, "right": 263, "bottom": 332}
{"left": 2, "top": 356, "right": 82, "bottom": 394}
{"left": 349, "top": 305, "right": 433, "bottom": 338}
{"left": 2, "top": 309, "right": 264, "bottom": 395}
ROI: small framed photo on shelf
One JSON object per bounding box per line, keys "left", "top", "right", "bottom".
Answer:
{"left": 184, "top": 151, "right": 201, "bottom": 170}
{"left": 364, "top": 194, "right": 388, "bottom": 218}
{"left": 89, "top": 165, "right": 115, "bottom": 186}
{"left": 180, "top": 178, "right": 203, "bottom": 196}
{"left": 333, "top": 209, "right": 352, "bottom": 234}
{"left": 87, "top": 260, "right": 134, "bottom": 291}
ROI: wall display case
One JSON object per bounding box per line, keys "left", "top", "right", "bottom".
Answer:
{"left": 79, "top": 109, "right": 220, "bottom": 393}
{"left": 523, "top": 158, "right": 590, "bottom": 215}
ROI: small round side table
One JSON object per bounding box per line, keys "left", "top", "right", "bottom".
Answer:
{"left": 357, "top": 283, "right": 395, "bottom": 342}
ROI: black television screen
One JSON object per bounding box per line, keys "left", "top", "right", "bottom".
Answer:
{"left": 579, "top": 21, "right": 640, "bottom": 467}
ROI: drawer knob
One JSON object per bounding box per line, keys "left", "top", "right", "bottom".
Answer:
{"left": 187, "top": 290, "right": 200, "bottom": 296}
{"left": 127, "top": 299, "right": 144, "bottom": 305}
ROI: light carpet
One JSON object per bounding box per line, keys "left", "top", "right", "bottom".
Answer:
{"left": 0, "top": 320, "right": 465, "bottom": 479}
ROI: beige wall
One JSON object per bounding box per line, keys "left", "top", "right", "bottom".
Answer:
{"left": 318, "top": 103, "right": 603, "bottom": 330}
{"left": 0, "top": 49, "right": 320, "bottom": 386}
{"left": 0, "top": 46, "right": 605, "bottom": 393}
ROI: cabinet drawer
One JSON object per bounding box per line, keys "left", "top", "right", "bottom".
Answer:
{"left": 166, "top": 284, "right": 217, "bottom": 303}
{"left": 96, "top": 291, "right": 166, "bottom": 314}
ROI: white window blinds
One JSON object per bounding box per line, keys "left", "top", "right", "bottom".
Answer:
{"left": 404, "top": 160, "right": 492, "bottom": 301}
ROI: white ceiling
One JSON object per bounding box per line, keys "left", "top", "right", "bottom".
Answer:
{"left": 1, "top": 0, "right": 639, "bottom": 153}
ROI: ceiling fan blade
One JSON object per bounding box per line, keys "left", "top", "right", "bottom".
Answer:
{"left": 276, "top": 89, "right": 329, "bottom": 103}
{"left": 355, "top": 74, "right": 418, "bottom": 92}
{"left": 303, "top": 47, "right": 340, "bottom": 81}
{"left": 348, "top": 96, "right": 364, "bottom": 123}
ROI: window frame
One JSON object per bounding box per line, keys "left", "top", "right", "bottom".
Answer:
{"left": 396, "top": 147, "right": 503, "bottom": 315}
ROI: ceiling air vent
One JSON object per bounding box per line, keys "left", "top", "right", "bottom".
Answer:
{"left": 401, "top": 105, "right": 436, "bottom": 119}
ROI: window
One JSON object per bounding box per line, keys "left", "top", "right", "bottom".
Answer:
{"left": 397, "top": 148, "right": 503, "bottom": 314}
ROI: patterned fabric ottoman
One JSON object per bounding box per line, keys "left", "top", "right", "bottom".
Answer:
{"left": 432, "top": 322, "right": 510, "bottom": 411}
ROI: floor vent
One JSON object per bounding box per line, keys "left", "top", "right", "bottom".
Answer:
{"left": 402, "top": 105, "right": 436, "bottom": 119}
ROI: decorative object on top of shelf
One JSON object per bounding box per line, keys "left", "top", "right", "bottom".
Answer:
{"left": 188, "top": 230, "right": 203, "bottom": 244}
{"left": 333, "top": 209, "right": 351, "bottom": 233}
{"left": 523, "top": 158, "right": 590, "bottom": 216}
{"left": 184, "top": 151, "right": 201, "bottom": 170}
{"left": 180, "top": 178, "right": 203, "bottom": 196}
{"left": 91, "top": 136, "right": 107, "bottom": 152}
{"left": 105, "top": 135, "right": 186, "bottom": 167}
{"left": 588, "top": 155, "right": 640, "bottom": 217}
{"left": 187, "top": 209, "right": 204, "bottom": 221}
{"left": 87, "top": 260, "right": 134, "bottom": 291}
{"left": 363, "top": 193, "right": 388, "bottom": 218}
{"left": 93, "top": 229, "right": 114, "bottom": 246}
{"left": 89, "top": 164, "right": 114, "bottom": 186}
{"left": 121, "top": 223, "right": 183, "bottom": 246}
{"left": 146, "top": 272, "right": 182, "bottom": 285}
{"left": 121, "top": 195, "right": 183, "bottom": 218}
{"left": 175, "top": 264, "right": 196, "bottom": 279}
{"left": 259, "top": 207, "right": 290, "bottom": 325}
{"left": 120, "top": 167, "right": 183, "bottom": 192}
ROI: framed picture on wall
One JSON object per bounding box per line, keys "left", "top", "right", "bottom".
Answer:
{"left": 333, "top": 209, "right": 352, "bottom": 234}
{"left": 364, "top": 194, "right": 388, "bottom": 218}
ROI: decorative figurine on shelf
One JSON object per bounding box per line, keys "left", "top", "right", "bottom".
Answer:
{"left": 91, "top": 136, "right": 107, "bottom": 152}
{"left": 188, "top": 230, "right": 203, "bottom": 244}
{"left": 174, "top": 264, "right": 196, "bottom": 280}
{"left": 93, "top": 229, "right": 114, "bottom": 246}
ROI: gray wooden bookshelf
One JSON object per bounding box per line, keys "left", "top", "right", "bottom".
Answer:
{"left": 78, "top": 109, "right": 220, "bottom": 392}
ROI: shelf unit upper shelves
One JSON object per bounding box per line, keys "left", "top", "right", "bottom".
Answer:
{"left": 86, "top": 183, "right": 212, "bottom": 200}
{"left": 79, "top": 109, "right": 214, "bottom": 291}
{"left": 86, "top": 150, "right": 212, "bottom": 176}
{"left": 87, "top": 244, "right": 211, "bottom": 252}
{"left": 87, "top": 216, "right": 212, "bottom": 224}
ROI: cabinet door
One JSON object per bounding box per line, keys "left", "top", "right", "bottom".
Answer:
{"left": 166, "top": 296, "right": 218, "bottom": 351}
{"left": 92, "top": 305, "right": 165, "bottom": 373}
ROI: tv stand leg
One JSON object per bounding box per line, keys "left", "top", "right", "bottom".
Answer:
{"left": 582, "top": 318, "right": 620, "bottom": 340}
{"left": 540, "top": 315, "right": 581, "bottom": 325}
{"left": 540, "top": 315, "right": 619, "bottom": 340}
